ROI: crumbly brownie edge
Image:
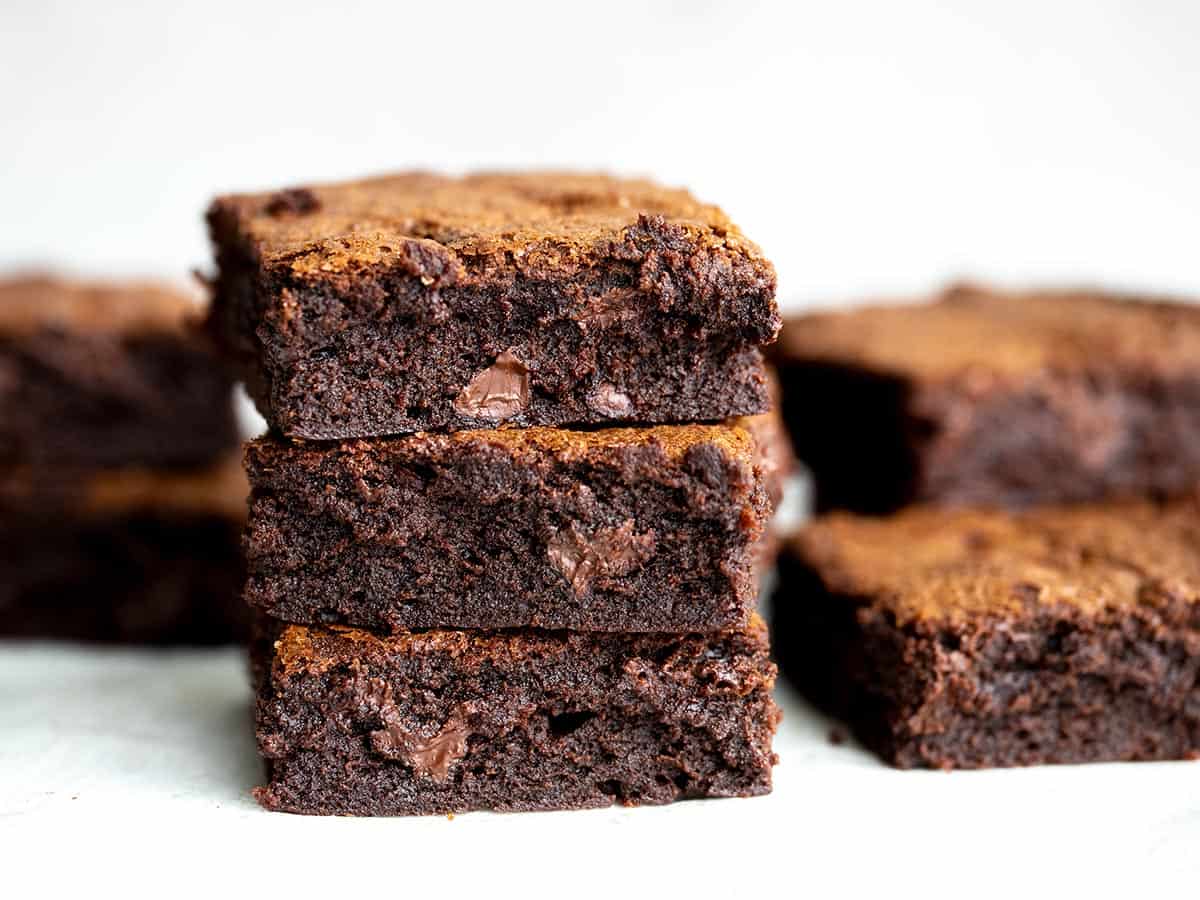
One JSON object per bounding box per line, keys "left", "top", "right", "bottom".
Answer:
{"left": 243, "top": 424, "right": 771, "bottom": 633}
{"left": 208, "top": 204, "right": 778, "bottom": 439}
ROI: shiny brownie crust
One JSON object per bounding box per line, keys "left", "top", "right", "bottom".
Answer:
{"left": 207, "top": 172, "right": 779, "bottom": 440}
{"left": 244, "top": 420, "right": 773, "bottom": 632}
{"left": 253, "top": 619, "right": 780, "bottom": 816}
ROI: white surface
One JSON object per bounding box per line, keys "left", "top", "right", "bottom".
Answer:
{"left": 2, "top": 640, "right": 1198, "bottom": 896}
{"left": 3, "top": 1, "right": 1200, "bottom": 306}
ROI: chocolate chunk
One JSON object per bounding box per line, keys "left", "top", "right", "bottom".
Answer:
{"left": 350, "top": 671, "right": 470, "bottom": 781}
{"left": 453, "top": 350, "right": 530, "bottom": 420}
{"left": 547, "top": 519, "right": 656, "bottom": 595}
{"left": 264, "top": 188, "right": 320, "bottom": 217}
{"left": 371, "top": 716, "right": 470, "bottom": 782}
{"left": 588, "top": 383, "right": 632, "bottom": 418}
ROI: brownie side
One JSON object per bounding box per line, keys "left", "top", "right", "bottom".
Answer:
{"left": 776, "top": 360, "right": 1200, "bottom": 513}
{"left": 0, "top": 277, "right": 238, "bottom": 468}
{"left": 207, "top": 172, "right": 779, "bottom": 439}
{"left": 244, "top": 423, "right": 770, "bottom": 632}
{"left": 0, "top": 512, "right": 246, "bottom": 644}
{"left": 773, "top": 505, "right": 1200, "bottom": 769}
{"left": 254, "top": 619, "right": 780, "bottom": 816}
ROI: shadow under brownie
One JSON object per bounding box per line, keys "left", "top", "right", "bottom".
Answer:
{"left": 773, "top": 498, "right": 1200, "bottom": 769}
{"left": 253, "top": 617, "right": 780, "bottom": 816}
{"left": 207, "top": 171, "right": 779, "bottom": 439}
{"left": 245, "top": 417, "right": 780, "bottom": 633}
{"left": 772, "top": 282, "right": 1200, "bottom": 513}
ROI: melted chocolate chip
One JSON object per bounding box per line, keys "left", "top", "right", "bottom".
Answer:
{"left": 347, "top": 672, "right": 471, "bottom": 781}
{"left": 547, "top": 520, "right": 656, "bottom": 595}
{"left": 371, "top": 717, "right": 470, "bottom": 782}
{"left": 264, "top": 188, "right": 320, "bottom": 217}
{"left": 453, "top": 350, "right": 530, "bottom": 420}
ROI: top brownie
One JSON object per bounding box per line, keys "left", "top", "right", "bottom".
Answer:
{"left": 207, "top": 172, "right": 779, "bottom": 439}
{"left": 0, "top": 276, "right": 238, "bottom": 468}
{"left": 772, "top": 283, "right": 1200, "bottom": 512}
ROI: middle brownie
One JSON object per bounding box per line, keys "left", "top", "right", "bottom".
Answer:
{"left": 245, "top": 419, "right": 773, "bottom": 632}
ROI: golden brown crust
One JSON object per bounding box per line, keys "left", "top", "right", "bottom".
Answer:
{"left": 792, "top": 498, "right": 1200, "bottom": 625}
{"left": 212, "top": 171, "right": 772, "bottom": 283}
{"left": 275, "top": 614, "right": 770, "bottom": 678}
{"left": 0, "top": 275, "right": 201, "bottom": 335}
{"left": 289, "top": 419, "right": 760, "bottom": 466}
{"left": 777, "top": 282, "right": 1200, "bottom": 381}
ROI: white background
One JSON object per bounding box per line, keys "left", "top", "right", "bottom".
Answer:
{"left": 3, "top": 1, "right": 1200, "bottom": 306}
{"left": 3, "top": 2, "right": 1200, "bottom": 896}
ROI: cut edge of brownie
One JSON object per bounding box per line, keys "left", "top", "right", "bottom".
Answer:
{"left": 206, "top": 172, "right": 780, "bottom": 439}
{"left": 252, "top": 616, "right": 780, "bottom": 816}
{"left": 772, "top": 514, "right": 1200, "bottom": 769}
{"left": 242, "top": 419, "right": 775, "bottom": 633}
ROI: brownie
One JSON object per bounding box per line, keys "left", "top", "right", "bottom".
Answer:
{"left": 772, "top": 283, "right": 1200, "bottom": 513}
{"left": 206, "top": 172, "right": 779, "bottom": 439}
{"left": 773, "top": 499, "right": 1200, "bottom": 769}
{"left": 0, "top": 459, "right": 248, "bottom": 643}
{"left": 253, "top": 616, "right": 779, "bottom": 815}
{"left": 244, "top": 418, "right": 775, "bottom": 633}
{"left": 0, "top": 276, "right": 238, "bottom": 468}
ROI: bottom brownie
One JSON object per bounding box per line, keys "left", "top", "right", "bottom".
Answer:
{"left": 773, "top": 501, "right": 1200, "bottom": 769}
{"left": 254, "top": 619, "right": 780, "bottom": 816}
{"left": 0, "top": 460, "right": 247, "bottom": 643}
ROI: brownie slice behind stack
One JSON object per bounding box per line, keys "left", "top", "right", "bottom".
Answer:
{"left": 0, "top": 276, "right": 245, "bottom": 643}
{"left": 0, "top": 276, "right": 238, "bottom": 468}
{"left": 772, "top": 283, "right": 1200, "bottom": 513}
{"left": 774, "top": 499, "right": 1200, "bottom": 769}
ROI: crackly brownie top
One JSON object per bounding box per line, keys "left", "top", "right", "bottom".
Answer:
{"left": 273, "top": 615, "right": 771, "bottom": 679}
{"left": 0, "top": 276, "right": 200, "bottom": 335}
{"left": 792, "top": 498, "right": 1200, "bottom": 625}
{"left": 777, "top": 282, "right": 1200, "bottom": 380}
{"left": 210, "top": 171, "right": 775, "bottom": 287}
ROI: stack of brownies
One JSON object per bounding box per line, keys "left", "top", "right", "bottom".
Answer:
{"left": 771, "top": 283, "right": 1200, "bottom": 769}
{"left": 205, "top": 172, "right": 784, "bottom": 815}
{"left": 0, "top": 275, "right": 245, "bottom": 643}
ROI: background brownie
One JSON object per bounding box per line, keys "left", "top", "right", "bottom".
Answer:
{"left": 245, "top": 419, "right": 773, "bottom": 632}
{"left": 254, "top": 617, "right": 780, "bottom": 816}
{"left": 772, "top": 283, "right": 1200, "bottom": 512}
{"left": 0, "top": 459, "right": 248, "bottom": 643}
{"left": 0, "top": 276, "right": 238, "bottom": 468}
{"left": 207, "top": 172, "right": 779, "bottom": 439}
{"left": 773, "top": 499, "right": 1200, "bottom": 769}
